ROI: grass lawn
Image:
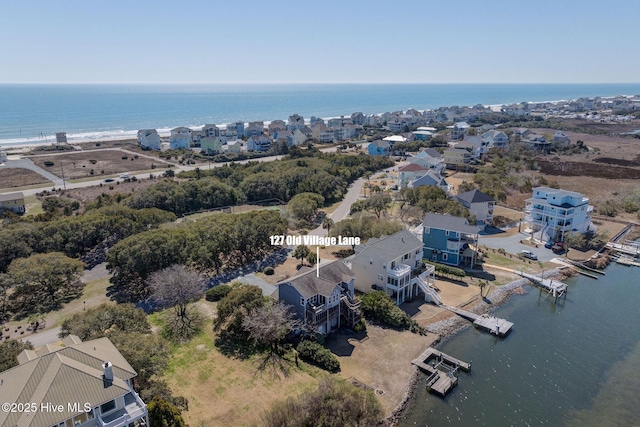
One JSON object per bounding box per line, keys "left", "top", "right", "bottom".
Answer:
{"left": 161, "top": 323, "right": 323, "bottom": 427}
{"left": 23, "top": 195, "right": 44, "bottom": 217}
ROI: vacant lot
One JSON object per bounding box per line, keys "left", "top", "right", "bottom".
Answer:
{"left": 326, "top": 325, "right": 436, "bottom": 415}
{"left": 161, "top": 320, "right": 320, "bottom": 427}
{"left": 31, "top": 150, "right": 165, "bottom": 179}
{"left": 0, "top": 167, "right": 50, "bottom": 189}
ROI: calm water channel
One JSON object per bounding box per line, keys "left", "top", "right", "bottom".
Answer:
{"left": 399, "top": 263, "right": 640, "bottom": 427}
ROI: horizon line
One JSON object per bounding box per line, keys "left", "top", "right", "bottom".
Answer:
{"left": 1, "top": 81, "right": 640, "bottom": 85}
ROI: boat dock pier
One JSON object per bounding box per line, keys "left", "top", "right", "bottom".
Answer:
{"left": 440, "top": 304, "right": 513, "bottom": 336}
{"left": 606, "top": 241, "right": 640, "bottom": 257}
{"left": 616, "top": 254, "right": 640, "bottom": 267}
{"left": 514, "top": 270, "right": 567, "bottom": 298}
{"left": 411, "top": 347, "right": 471, "bottom": 396}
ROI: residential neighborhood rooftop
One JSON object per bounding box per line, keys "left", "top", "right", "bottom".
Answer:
{"left": 423, "top": 212, "right": 481, "bottom": 235}
{"left": 354, "top": 230, "right": 422, "bottom": 260}
{"left": 277, "top": 260, "right": 355, "bottom": 299}
{"left": 456, "top": 189, "right": 495, "bottom": 204}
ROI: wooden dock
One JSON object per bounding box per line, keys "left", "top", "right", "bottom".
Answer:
{"left": 440, "top": 304, "right": 514, "bottom": 337}
{"left": 411, "top": 348, "right": 471, "bottom": 397}
{"left": 616, "top": 255, "right": 640, "bottom": 267}
{"left": 514, "top": 270, "right": 567, "bottom": 297}
{"left": 606, "top": 241, "right": 640, "bottom": 257}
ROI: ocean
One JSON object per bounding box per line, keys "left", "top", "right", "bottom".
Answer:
{"left": 399, "top": 263, "right": 640, "bottom": 427}
{"left": 1, "top": 83, "right": 640, "bottom": 147}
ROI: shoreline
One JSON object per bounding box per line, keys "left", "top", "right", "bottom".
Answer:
{"left": 385, "top": 268, "right": 564, "bottom": 426}
{"left": 1, "top": 93, "right": 634, "bottom": 150}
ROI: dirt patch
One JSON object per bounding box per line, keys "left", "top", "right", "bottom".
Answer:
{"left": 0, "top": 168, "right": 50, "bottom": 189}
{"left": 593, "top": 156, "right": 640, "bottom": 167}
{"left": 30, "top": 150, "right": 168, "bottom": 180}
{"left": 59, "top": 177, "right": 159, "bottom": 208}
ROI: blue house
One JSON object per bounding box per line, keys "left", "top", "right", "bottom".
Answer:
{"left": 367, "top": 140, "right": 390, "bottom": 156}
{"left": 422, "top": 213, "right": 481, "bottom": 267}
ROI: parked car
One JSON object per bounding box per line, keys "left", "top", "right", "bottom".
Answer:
{"left": 520, "top": 250, "right": 538, "bottom": 260}
{"left": 551, "top": 242, "right": 565, "bottom": 254}
{"left": 120, "top": 173, "right": 131, "bottom": 179}
{"left": 544, "top": 242, "right": 553, "bottom": 249}
{"left": 104, "top": 178, "right": 115, "bottom": 183}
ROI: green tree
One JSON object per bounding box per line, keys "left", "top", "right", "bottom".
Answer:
{"left": 0, "top": 340, "right": 33, "bottom": 372}
{"left": 292, "top": 244, "right": 311, "bottom": 267}
{"left": 306, "top": 251, "right": 318, "bottom": 266}
{"left": 287, "top": 192, "right": 325, "bottom": 222}
{"left": 8, "top": 252, "right": 84, "bottom": 316}
{"left": 321, "top": 217, "right": 334, "bottom": 235}
{"left": 365, "top": 193, "right": 392, "bottom": 218}
{"left": 359, "top": 291, "right": 411, "bottom": 328}
{"left": 564, "top": 231, "right": 586, "bottom": 259}
{"left": 59, "top": 303, "right": 151, "bottom": 340}
{"left": 147, "top": 396, "right": 187, "bottom": 427}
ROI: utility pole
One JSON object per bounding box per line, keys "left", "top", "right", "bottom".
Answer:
{"left": 60, "top": 160, "right": 67, "bottom": 191}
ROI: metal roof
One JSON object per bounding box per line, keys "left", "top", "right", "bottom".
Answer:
{"left": 423, "top": 213, "right": 481, "bottom": 235}
{"left": 277, "top": 261, "right": 355, "bottom": 299}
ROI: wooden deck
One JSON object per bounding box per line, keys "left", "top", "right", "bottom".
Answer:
{"left": 616, "top": 255, "right": 640, "bottom": 267}
{"left": 412, "top": 347, "right": 471, "bottom": 397}
{"left": 514, "top": 270, "right": 567, "bottom": 297}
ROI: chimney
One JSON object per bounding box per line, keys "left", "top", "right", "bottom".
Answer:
{"left": 102, "top": 361, "right": 114, "bottom": 380}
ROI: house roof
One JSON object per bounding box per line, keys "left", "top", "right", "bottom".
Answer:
{"left": 354, "top": 230, "right": 422, "bottom": 260}
{"left": 423, "top": 213, "right": 481, "bottom": 234}
{"left": 383, "top": 135, "right": 408, "bottom": 142}
{"left": 0, "top": 336, "right": 137, "bottom": 427}
{"left": 398, "top": 163, "right": 429, "bottom": 172}
{"left": 278, "top": 261, "right": 355, "bottom": 299}
{"left": 410, "top": 171, "right": 448, "bottom": 188}
{"left": 370, "top": 140, "right": 390, "bottom": 149}
{"left": 0, "top": 192, "right": 24, "bottom": 202}
{"left": 456, "top": 189, "right": 495, "bottom": 204}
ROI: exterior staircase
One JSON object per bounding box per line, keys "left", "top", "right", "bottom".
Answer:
{"left": 415, "top": 270, "right": 441, "bottom": 305}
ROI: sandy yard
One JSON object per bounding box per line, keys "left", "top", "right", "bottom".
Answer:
{"left": 30, "top": 150, "right": 169, "bottom": 180}
{"left": 326, "top": 325, "right": 437, "bottom": 415}
{"left": 0, "top": 167, "right": 50, "bottom": 189}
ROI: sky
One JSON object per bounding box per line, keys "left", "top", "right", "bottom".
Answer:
{"left": 1, "top": 0, "right": 638, "bottom": 84}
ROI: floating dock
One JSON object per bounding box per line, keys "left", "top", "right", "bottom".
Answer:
{"left": 606, "top": 241, "right": 640, "bottom": 257}
{"left": 440, "top": 304, "right": 513, "bottom": 336}
{"left": 514, "top": 270, "right": 567, "bottom": 297}
{"left": 411, "top": 348, "right": 471, "bottom": 397}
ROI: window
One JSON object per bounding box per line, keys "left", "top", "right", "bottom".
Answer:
{"left": 72, "top": 412, "right": 88, "bottom": 426}
{"left": 442, "top": 253, "right": 448, "bottom": 261}
{"left": 100, "top": 400, "right": 116, "bottom": 414}
{"left": 300, "top": 297, "right": 305, "bottom": 306}
{"left": 378, "top": 274, "right": 384, "bottom": 281}
{"left": 369, "top": 258, "right": 373, "bottom": 265}
{"left": 445, "top": 230, "right": 449, "bottom": 236}
{"left": 424, "top": 227, "right": 430, "bottom": 234}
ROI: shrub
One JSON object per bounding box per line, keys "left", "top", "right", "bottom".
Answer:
{"left": 359, "top": 291, "right": 410, "bottom": 328}
{"left": 89, "top": 159, "right": 97, "bottom": 164}
{"left": 263, "top": 266, "right": 275, "bottom": 275}
{"left": 205, "top": 285, "right": 232, "bottom": 302}
{"left": 353, "top": 317, "right": 366, "bottom": 333}
{"left": 297, "top": 340, "right": 340, "bottom": 372}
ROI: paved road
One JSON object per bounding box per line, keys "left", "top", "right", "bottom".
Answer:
{"left": 19, "top": 326, "right": 62, "bottom": 348}
{"left": 481, "top": 230, "right": 557, "bottom": 262}
{"left": 307, "top": 177, "right": 365, "bottom": 237}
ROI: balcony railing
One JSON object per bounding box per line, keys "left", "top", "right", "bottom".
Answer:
{"left": 387, "top": 263, "right": 411, "bottom": 277}
{"left": 98, "top": 392, "right": 146, "bottom": 427}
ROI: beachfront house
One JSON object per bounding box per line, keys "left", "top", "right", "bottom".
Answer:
{"left": 137, "top": 129, "right": 161, "bottom": 150}
{"left": 245, "top": 121, "right": 265, "bottom": 137}
{"left": 200, "top": 136, "right": 224, "bottom": 154}
{"left": 422, "top": 213, "right": 481, "bottom": 267}
{"left": 0, "top": 147, "right": 7, "bottom": 163}
{"left": 526, "top": 133, "right": 550, "bottom": 149}
{"left": 288, "top": 114, "right": 305, "bottom": 131}
{"left": 455, "top": 189, "right": 496, "bottom": 229}
{"left": 344, "top": 230, "right": 424, "bottom": 305}
{"left": 169, "top": 127, "right": 192, "bottom": 150}
{"left": 407, "top": 148, "right": 445, "bottom": 173}
{"left": 0, "top": 335, "right": 148, "bottom": 427}
{"left": 276, "top": 261, "right": 361, "bottom": 335}
{"left": 225, "top": 139, "right": 245, "bottom": 153}
{"left": 367, "top": 140, "right": 390, "bottom": 156}
{"left": 524, "top": 187, "right": 593, "bottom": 243}
{"left": 203, "top": 124, "right": 220, "bottom": 138}
{"left": 246, "top": 134, "right": 272, "bottom": 152}
{"left": 0, "top": 192, "right": 25, "bottom": 214}
{"left": 268, "top": 120, "right": 286, "bottom": 135}
{"left": 287, "top": 129, "right": 307, "bottom": 147}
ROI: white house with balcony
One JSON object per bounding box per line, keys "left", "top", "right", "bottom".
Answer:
{"left": 524, "top": 186, "right": 593, "bottom": 243}
{"left": 136, "top": 129, "right": 161, "bottom": 151}
{"left": 344, "top": 230, "right": 425, "bottom": 305}
{"left": 0, "top": 335, "right": 148, "bottom": 427}
{"left": 169, "top": 127, "right": 192, "bottom": 150}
